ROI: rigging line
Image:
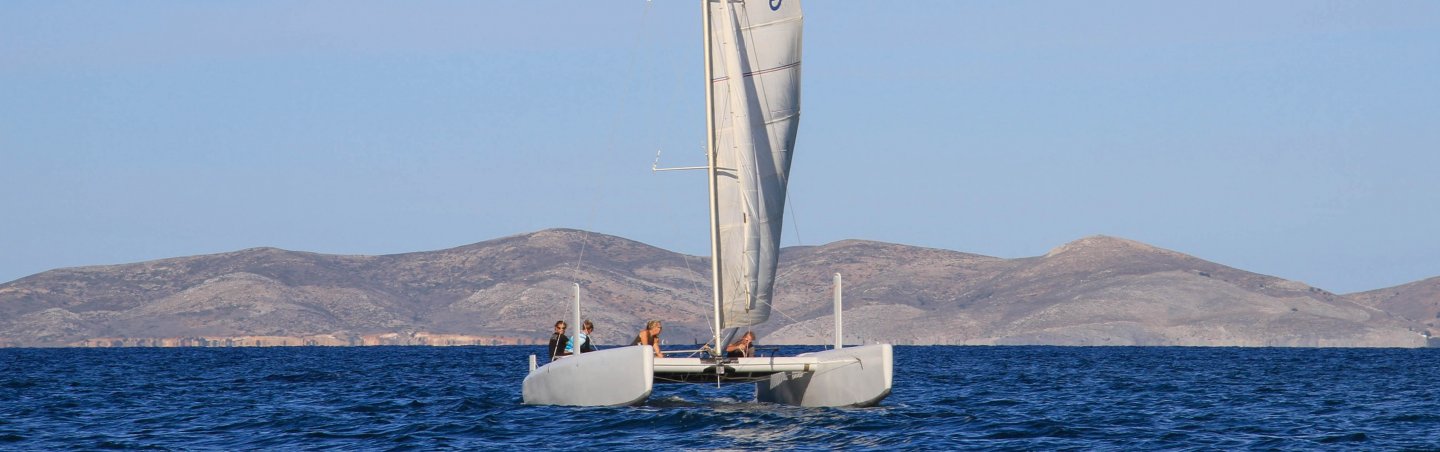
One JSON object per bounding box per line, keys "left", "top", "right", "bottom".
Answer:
{"left": 650, "top": 4, "right": 711, "bottom": 346}
{"left": 765, "top": 297, "right": 833, "bottom": 349}
{"left": 636, "top": 3, "right": 715, "bottom": 350}
{"left": 766, "top": 267, "right": 833, "bottom": 350}
{"left": 570, "top": 0, "right": 656, "bottom": 278}
{"left": 785, "top": 185, "right": 803, "bottom": 247}
{"left": 679, "top": 252, "right": 718, "bottom": 350}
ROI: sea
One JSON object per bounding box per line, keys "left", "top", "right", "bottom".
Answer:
{"left": 3, "top": 345, "right": 1440, "bottom": 450}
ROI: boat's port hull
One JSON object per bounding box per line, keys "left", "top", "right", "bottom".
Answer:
{"left": 521, "top": 345, "right": 654, "bottom": 406}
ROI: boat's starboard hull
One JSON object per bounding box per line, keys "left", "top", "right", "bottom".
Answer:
{"left": 755, "top": 344, "right": 893, "bottom": 407}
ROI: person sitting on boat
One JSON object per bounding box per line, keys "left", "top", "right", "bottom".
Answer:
{"left": 631, "top": 319, "right": 664, "bottom": 358}
{"left": 725, "top": 331, "right": 755, "bottom": 358}
{"left": 565, "top": 319, "right": 596, "bottom": 354}
{"left": 548, "top": 320, "right": 571, "bottom": 361}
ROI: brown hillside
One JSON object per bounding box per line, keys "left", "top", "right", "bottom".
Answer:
{"left": 0, "top": 230, "right": 1428, "bottom": 348}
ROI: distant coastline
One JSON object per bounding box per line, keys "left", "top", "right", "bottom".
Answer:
{"left": 40, "top": 332, "right": 541, "bottom": 348}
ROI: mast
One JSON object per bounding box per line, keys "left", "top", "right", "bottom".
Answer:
{"left": 703, "top": 0, "right": 724, "bottom": 354}
{"left": 572, "top": 283, "right": 582, "bottom": 355}
{"left": 833, "top": 273, "right": 843, "bottom": 349}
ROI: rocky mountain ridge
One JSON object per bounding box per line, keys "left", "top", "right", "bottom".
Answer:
{"left": 0, "top": 229, "right": 1430, "bottom": 347}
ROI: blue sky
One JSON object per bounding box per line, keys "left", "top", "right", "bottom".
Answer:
{"left": 2, "top": 1, "right": 1437, "bottom": 294}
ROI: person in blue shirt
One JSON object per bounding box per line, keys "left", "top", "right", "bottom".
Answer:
{"left": 565, "top": 320, "right": 596, "bottom": 354}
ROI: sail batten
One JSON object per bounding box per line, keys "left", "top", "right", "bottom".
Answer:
{"left": 707, "top": 0, "right": 802, "bottom": 329}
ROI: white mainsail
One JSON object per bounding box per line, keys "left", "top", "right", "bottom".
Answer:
{"left": 708, "top": 0, "right": 802, "bottom": 329}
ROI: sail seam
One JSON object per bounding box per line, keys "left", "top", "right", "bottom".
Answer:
{"left": 764, "top": 111, "right": 797, "bottom": 126}
{"left": 709, "top": 61, "right": 800, "bottom": 82}
{"left": 743, "top": 16, "right": 802, "bottom": 31}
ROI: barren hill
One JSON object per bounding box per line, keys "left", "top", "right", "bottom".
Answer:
{"left": 0, "top": 229, "right": 715, "bottom": 347}
{"left": 766, "top": 236, "right": 1423, "bottom": 347}
{"left": 0, "top": 230, "right": 1428, "bottom": 347}
{"left": 1348, "top": 276, "right": 1440, "bottom": 334}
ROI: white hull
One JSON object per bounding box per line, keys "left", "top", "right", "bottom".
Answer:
{"left": 756, "top": 344, "right": 893, "bottom": 407}
{"left": 521, "top": 345, "right": 654, "bottom": 406}
{"left": 522, "top": 344, "right": 892, "bottom": 407}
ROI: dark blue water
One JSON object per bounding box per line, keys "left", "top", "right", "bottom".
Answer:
{"left": 3, "top": 346, "right": 1440, "bottom": 450}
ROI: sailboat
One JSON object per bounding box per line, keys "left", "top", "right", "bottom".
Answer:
{"left": 521, "top": 0, "right": 892, "bottom": 407}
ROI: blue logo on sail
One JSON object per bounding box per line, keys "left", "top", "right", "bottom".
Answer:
{"left": 770, "top": 0, "right": 782, "bottom": 11}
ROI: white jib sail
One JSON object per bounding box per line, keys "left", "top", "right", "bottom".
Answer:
{"left": 709, "top": 0, "right": 802, "bottom": 329}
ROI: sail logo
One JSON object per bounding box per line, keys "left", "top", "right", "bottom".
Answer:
{"left": 769, "top": 0, "right": 782, "bottom": 11}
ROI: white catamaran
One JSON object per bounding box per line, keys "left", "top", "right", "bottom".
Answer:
{"left": 522, "top": 0, "right": 892, "bottom": 407}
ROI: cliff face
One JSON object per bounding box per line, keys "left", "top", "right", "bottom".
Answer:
{"left": 0, "top": 230, "right": 1429, "bottom": 347}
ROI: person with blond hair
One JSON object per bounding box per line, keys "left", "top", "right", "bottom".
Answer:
{"left": 631, "top": 320, "right": 664, "bottom": 358}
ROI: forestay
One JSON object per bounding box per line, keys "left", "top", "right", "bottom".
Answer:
{"left": 708, "top": 0, "right": 802, "bottom": 329}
